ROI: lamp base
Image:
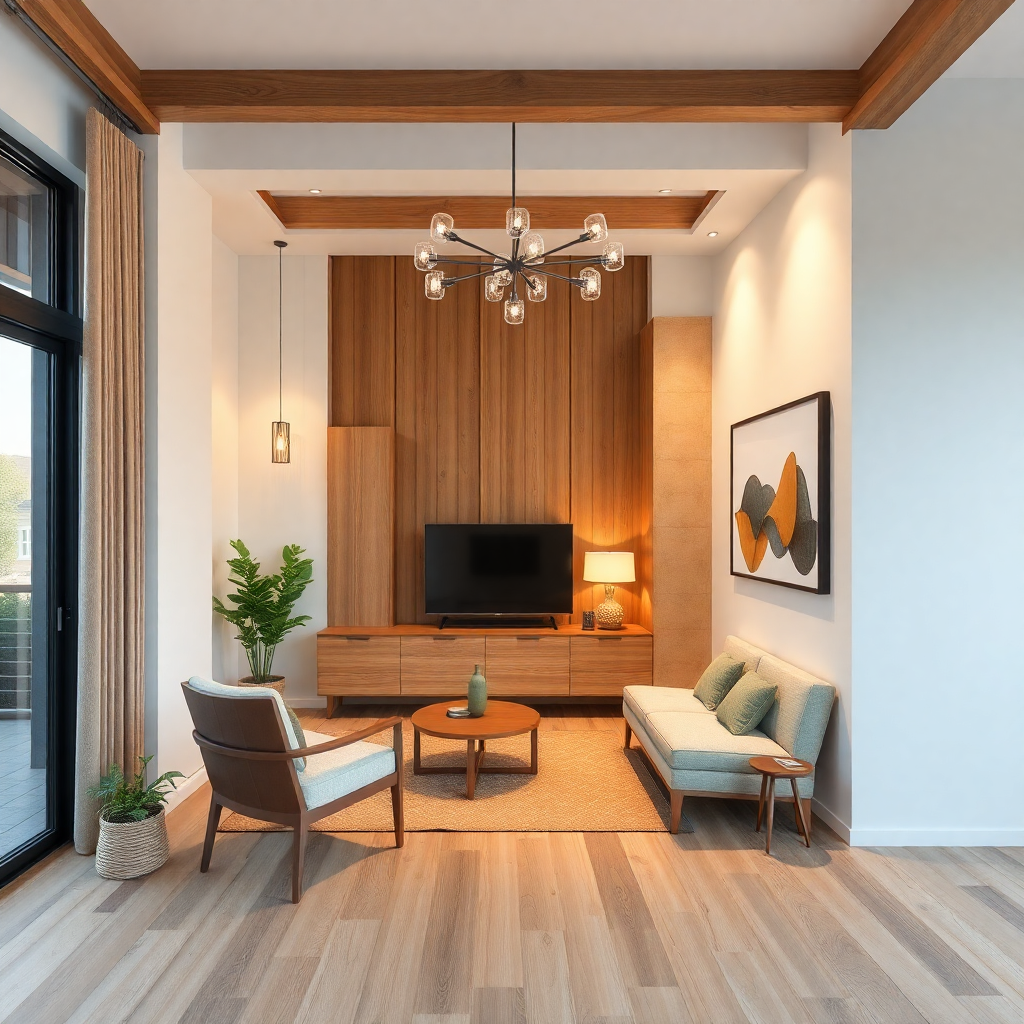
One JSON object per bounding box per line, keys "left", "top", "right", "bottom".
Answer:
{"left": 596, "top": 584, "right": 625, "bottom": 629}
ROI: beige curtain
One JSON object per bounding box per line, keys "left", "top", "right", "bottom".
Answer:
{"left": 74, "top": 108, "right": 146, "bottom": 854}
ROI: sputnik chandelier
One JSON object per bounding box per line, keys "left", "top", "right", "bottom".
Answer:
{"left": 413, "top": 124, "right": 624, "bottom": 324}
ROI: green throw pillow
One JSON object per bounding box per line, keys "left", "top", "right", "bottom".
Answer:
{"left": 693, "top": 653, "right": 746, "bottom": 710}
{"left": 716, "top": 671, "right": 778, "bottom": 735}
{"left": 285, "top": 705, "right": 308, "bottom": 772}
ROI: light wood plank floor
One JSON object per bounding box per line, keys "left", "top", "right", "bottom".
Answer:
{"left": 2, "top": 705, "right": 1024, "bottom": 1024}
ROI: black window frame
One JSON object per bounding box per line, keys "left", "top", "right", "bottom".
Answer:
{"left": 0, "top": 125, "right": 81, "bottom": 886}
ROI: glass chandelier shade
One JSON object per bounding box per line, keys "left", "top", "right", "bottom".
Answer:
{"left": 410, "top": 125, "right": 621, "bottom": 324}
{"left": 271, "top": 239, "right": 290, "bottom": 463}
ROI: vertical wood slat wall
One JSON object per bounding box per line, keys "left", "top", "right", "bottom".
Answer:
{"left": 329, "top": 255, "right": 652, "bottom": 627}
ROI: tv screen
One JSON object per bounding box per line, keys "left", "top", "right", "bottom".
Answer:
{"left": 424, "top": 524, "right": 574, "bottom": 615}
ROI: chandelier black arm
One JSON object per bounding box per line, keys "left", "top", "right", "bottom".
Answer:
{"left": 428, "top": 257, "right": 495, "bottom": 266}
{"left": 523, "top": 267, "right": 584, "bottom": 285}
{"left": 516, "top": 269, "right": 539, "bottom": 291}
{"left": 442, "top": 268, "right": 494, "bottom": 286}
{"left": 530, "top": 256, "right": 612, "bottom": 266}
{"left": 540, "top": 233, "right": 593, "bottom": 258}
{"left": 448, "top": 232, "right": 501, "bottom": 260}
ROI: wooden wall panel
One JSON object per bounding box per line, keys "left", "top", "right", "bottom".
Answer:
{"left": 651, "top": 317, "right": 712, "bottom": 686}
{"left": 327, "top": 427, "right": 394, "bottom": 626}
{"left": 395, "top": 258, "right": 480, "bottom": 623}
{"left": 479, "top": 284, "right": 570, "bottom": 527}
{"left": 570, "top": 257, "right": 652, "bottom": 629}
{"left": 329, "top": 256, "right": 395, "bottom": 427}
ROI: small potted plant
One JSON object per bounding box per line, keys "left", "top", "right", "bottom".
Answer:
{"left": 89, "top": 755, "right": 184, "bottom": 879}
{"left": 213, "top": 539, "right": 314, "bottom": 695}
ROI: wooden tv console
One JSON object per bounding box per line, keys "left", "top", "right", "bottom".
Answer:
{"left": 317, "top": 624, "right": 653, "bottom": 716}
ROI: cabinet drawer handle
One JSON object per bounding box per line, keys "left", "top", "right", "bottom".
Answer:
{"left": 516, "top": 636, "right": 541, "bottom": 641}
{"left": 432, "top": 636, "right": 458, "bottom": 641}
{"left": 597, "top": 636, "right": 623, "bottom": 641}
{"left": 344, "top": 635, "right": 370, "bottom": 641}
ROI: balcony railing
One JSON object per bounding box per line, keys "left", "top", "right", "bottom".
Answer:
{"left": 0, "top": 586, "right": 31, "bottom": 713}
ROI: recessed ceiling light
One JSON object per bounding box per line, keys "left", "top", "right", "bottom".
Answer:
{"left": 309, "top": 188, "right": 322, "bottom": 194}
{"left": 658, "top": 188, "right": 672, "bottom": 194}
{"left": 707, "top": 231, "right": 719, "bottom": 238}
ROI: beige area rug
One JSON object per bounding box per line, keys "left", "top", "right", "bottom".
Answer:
{"left": 218, "top": 726, "right": 692, "bottom": 833}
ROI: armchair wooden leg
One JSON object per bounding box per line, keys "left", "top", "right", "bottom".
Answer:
{"left": 292, "top": 822, "right": 308, "bottom": 904}
{"left": 669, "top": 791, "right": 684, "bottom": 834}
{"left": 201, "top": 798, "right": 222, "bottom": 873}
{"left": 624, "top": 721, "right": 632, "bottom": 750}
{"left": 392, "top": 722, "right": 405, "bottom": 848}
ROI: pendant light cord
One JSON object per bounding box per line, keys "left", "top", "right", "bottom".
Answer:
{"left": 278, "top": 242, "right": 283, "bottom": 421}
{"left": 511, "top": 122, "right": 516, "bottom": 210}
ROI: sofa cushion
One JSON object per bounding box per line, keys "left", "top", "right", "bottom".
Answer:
{"left": 297, "top": 730, "right": 396, "bottom": 810}
{"left": 756, "top": 655, "right": 836, "bottom": 762}
{"left": 722, "top": 635, "right": 767, "bottom": 673}
{"left": 693, "top": 653, "right": 746, "bottom": 710}
{"left": 623, "top": 684, "right": 713, "bottom": 723}
{"left": 716, "top": 672, "right": 778, "bottom": 735}
{"left": 643, "top": 711, "right": 788, "bottom": 772}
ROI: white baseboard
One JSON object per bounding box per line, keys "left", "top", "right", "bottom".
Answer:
{"left": 849, "top": 828, "right": 1024, "bottom": 848}
{"left": 286, "top": 698, "right": 328, "bottom": 708}
{"left": 811, "top": 799, "right": 851, "bottom": 844}
{"left": 164, "top": 766, "right": 208, "bottom": 815}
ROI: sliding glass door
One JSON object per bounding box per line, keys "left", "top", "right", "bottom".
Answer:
{"left": 0, "top": 131, "right": 80, "bottom": 884}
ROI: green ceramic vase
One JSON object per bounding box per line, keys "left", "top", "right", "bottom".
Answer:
{"left": 467, "top": 664, "right": 488, "bottom": 717}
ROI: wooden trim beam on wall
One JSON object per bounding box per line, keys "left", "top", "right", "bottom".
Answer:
{"left": 141, "top": 69, "right": 860, "bottom": 123}
{"left": 259, "top": 191, "right": 720, "bottom": 231}
{"left": 12, "top": 0, "right": 160, "bottom": 133}
{"left": 844, "top": 0, "right": 1014, "bottom": 131}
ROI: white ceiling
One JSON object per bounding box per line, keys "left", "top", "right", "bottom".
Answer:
{"left": 86, "top": 0, "right": 912, "bottom": 70}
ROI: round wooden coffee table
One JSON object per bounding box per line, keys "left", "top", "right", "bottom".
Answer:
{"left": 749, "top": 755, "right": 814, "bottom": 854}
{"left": 411, "top": 700, "right": 541, "bottom": 799}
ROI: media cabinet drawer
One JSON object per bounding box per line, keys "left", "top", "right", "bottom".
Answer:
{"left": 400, "top": 636, "right": 487, "bottom": 695}
{"left": 317, "top": 635, "right": 401, "bottom": 695}
{"left": 485, "top": 635, "right": 570, "bottom": 696}
{"left": 570, "top": 635, "right": 653, "bottom": 695}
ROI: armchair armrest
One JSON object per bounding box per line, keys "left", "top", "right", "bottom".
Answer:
{"left": 193, "top": 716, "right": 404, "bottom": 762}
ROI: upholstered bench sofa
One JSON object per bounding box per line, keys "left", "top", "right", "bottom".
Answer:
{"left": 623, "top": 636, "right": 836, "bottom": 834}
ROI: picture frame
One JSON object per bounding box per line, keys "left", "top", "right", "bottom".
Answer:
{"left": 730, "top": 392, "right": 831, "bottom": 594}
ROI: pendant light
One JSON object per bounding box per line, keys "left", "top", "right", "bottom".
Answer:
{"left": 271, "top": 239, "right": 290, "bottom": 463}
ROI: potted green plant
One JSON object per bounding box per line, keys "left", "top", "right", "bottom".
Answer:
{"left": 212, "top": 539, "right": 314, "bottom": 695}
{"left": 89, "top": 755, "right": 184, "bottom": 879}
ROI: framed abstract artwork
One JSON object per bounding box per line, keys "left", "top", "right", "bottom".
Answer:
{"left": 730, "top": 392, "right": 831, "bottom": 594}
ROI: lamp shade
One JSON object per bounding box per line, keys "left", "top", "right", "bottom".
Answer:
{"left": 583, "top": 551, "right": 635, "bottom": 584}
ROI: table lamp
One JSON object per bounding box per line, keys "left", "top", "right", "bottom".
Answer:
{"left": 583, "top": 551, "right": 635, "bottom": 630}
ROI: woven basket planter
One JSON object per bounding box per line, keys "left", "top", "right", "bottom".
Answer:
{"left": 95, "top": 808, "right": 170, "bottom": 880}
{"left": 238, "top": 675, "right": 286, "bottom": 697}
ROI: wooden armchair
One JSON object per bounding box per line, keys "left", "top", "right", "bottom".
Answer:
{"left": 181, "top": 679, "right": 403, "bottom": 903}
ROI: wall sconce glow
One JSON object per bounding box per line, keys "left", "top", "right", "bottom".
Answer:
{"left": 708, "top": 231, "right": 719, "bottom": 238}
{"left": 658, "top": 188, "right": 672, "bottom": 194}
{"left": 272, "top": 421, "right": 290, "bottom": 463}
{"left": 308, "top": 188, "right": 322, "bottom": 194}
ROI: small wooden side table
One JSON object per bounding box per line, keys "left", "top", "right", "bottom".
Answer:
{"left": 411, "top": 700, "right": 541, "bottom": 799}
{"left": 749, "top": 756, "right": 813, "bottom": 854}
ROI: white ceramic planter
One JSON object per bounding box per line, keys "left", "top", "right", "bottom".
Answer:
{"left": 95, "top": 807, "right": 170, "bottom": 880}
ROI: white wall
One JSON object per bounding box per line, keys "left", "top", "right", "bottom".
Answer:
{"left": 143, "top": 124, "right": 214, "bottom": 780}
{"left": 212, "top": 237, "right": 240, "bottom": 683}
{"left": 850, "top": 79, "right": 1024, "bottom": 846}
{"left": 237, "top": 255, "right": 328, "bottom": 703}
{"left": 651, "top": 257, "right": 714, "bottom": 317}
{"left": 0, "top": 10, "right": 93, "bottom": 181}
{"left": 712, "top": 124, "right": 853, "bottom": 837}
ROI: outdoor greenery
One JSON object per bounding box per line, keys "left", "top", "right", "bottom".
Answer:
{"left": 88, "top": 755, "right": 184, "bottom": 823}
{"left": 0, "top": 454, "right": 28, "bottom": 578}
{"left": 212, "top": 539, "right": 314, "bottom": 685}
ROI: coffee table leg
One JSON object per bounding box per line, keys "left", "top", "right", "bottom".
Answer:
{"left": 530, "top": 728, "right": 538, "bottom": 774}
{"left": 413, "top": 728, "right": 422, "bottom": 775}
{"left": 765, "top": 777, "right": 775, "bottom": 855}
{"left": 466, "top": 739, "right": 477, "bottom": 799}
{"left": 756, "top": 773, "right": 768, "bottom": 832}
{"left": 791, "top": 778, "right": 811, "bottom": 847}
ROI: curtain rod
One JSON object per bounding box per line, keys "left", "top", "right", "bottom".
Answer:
{"left": 3, "top": 0, "right": 141, "bottom": 137}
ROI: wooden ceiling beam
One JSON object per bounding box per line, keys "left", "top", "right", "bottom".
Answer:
{"left": 845, "top": 0, "right": 1014, "bottom": 131}
{"left": 13, "top": 0, "right": 160, "bottom": 133}
{"left": 258, "top": 191, "right": 720, "bottom": 231}
{"left": 142, "top": 69, "right": 859, "bottom": 123}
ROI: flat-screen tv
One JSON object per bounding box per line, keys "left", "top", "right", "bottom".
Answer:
{"left": 424, "top": 523, "right": 574, "bottom": 616}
